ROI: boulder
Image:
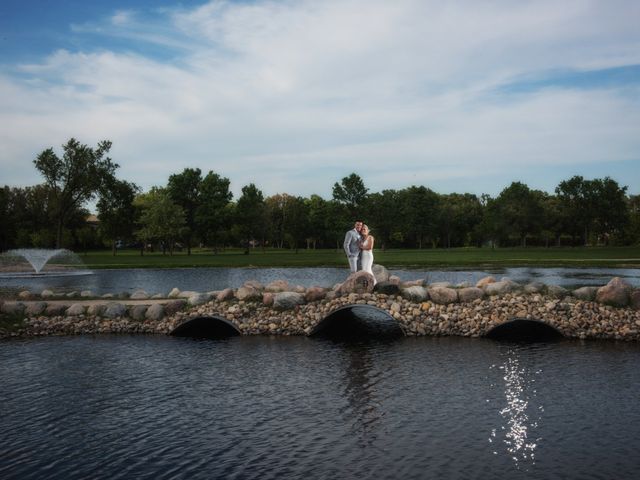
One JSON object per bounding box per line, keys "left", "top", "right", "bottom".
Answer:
{"left": 374, "top": 281, "right": 401, "bottom": 295}
{"left": 305, "top": 287, "right": 327, "bottom": 302}
{"left": 294, "top": 285, "right": 306, "bottom": 294}
{"left": 456, "top": 281, "right": 473, "bottom": 288}
{"left": 596, "top": 277, "right": 632, "bottom": 307}
{"left": 236, "top": 286, "right": 262, "bottom": 302}
{"left": 388, "top": 275, "right": 401, "bottom": 285}
{"left": 476, "top": 276, "right": 496, "bottom": 289}
{"left": 130, "top": 290, "right": 150, "bottom": 300}
{"left": 572, "top": 286, "right": 598, "bottom": 302}
{"left": 273, "top": 292, "right": 305, "bottom": 310}
{"left": 188, "top": 293, "right": 211, "bottom": 306}
{"left": 524, "top": 282, "right": 546, "bottom": 294}
{"left": 485, "top": 280, "right": 520, "bottom": 296}
{"left": 129, "top": 304, "right": 148, "bottom": 321}
{"left": 164, "top": 300, "right": 187, "bottom": 316}
{"left": 145, "top": 304, "right": 165, "bottom": 321}
{"left": 243, "top": 280, "right": 264, "bottom": 290}
{"left": 458, "top": 287, "right": 484, "bottom": 303}
{"left": 168, "top": 288, "right": 181, "bottom": 298}
{"left": 178, "top": 290, "right": 198, "bottom": 299}
{"left": 18, "top": 290, "right": 33, "bottom": 300}
{"left": 263, "top": 292, "right": 274, "bottom": 306}
{"left": 66, "top": 291, "right": 78, "bottom": 298}
{"left": 372, "top": 264, "right": 390, "bottom": 284}
{"left": 103, "top": 302, "right": 127, "bottom": 319}
{"left": 41, "top": 289, "right": 54, "bottom": 299}
{"left": 101, "top": 293, "right": 114, "bottom": 299}
{"left": 339, "top": 271, "right": 376, "bottom": 294}
{"left": 1, "top": 302, "right": 25, "bottom": 315}
{"left": 547, "top": 285, "right": 568, "bottom": 299}
{"left": 66, "top": 304, "right": 86, "bottom": 316}
{"left": 80, "top": 290, "right": 93, "bottom": 298}
{"left": 46, "top": 304, "right": 69, "bottom": 316}
{"left": 401, "top": 279, "right": 425, "bottom": 288}
{"left": 87, "top": 304, "right": 104, "bottom": 316}
{"left": 151, "top": 294, "right": 164, "bottom": 299}
{"left": 216, "top": 288, "right": 235, "bottom": 302}
{"left": 25, "top": 302, "right": 47, "bottom": 316}
{"left": 429, "top": 281, "right": 453, "bottom": 289}
{"left": 265, "top": 280, "right": 290, "bottom": 293}
{"left": 428, "top": 287, "right": 458, "bottom": 305}
{"left": 400, "top": 286, "right": 429, "bottom": 302}
{"left": 630, "top": 290, "right": 640, "bottom": 310}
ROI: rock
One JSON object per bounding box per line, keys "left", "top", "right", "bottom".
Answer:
{"left": 265, "top": 280, "right": 290, "bottom": 293}
{"left": 401, "top": 279, "right": 425, "bottom": 288}
{"left": 485, "top": 280, "right": 520, "bottom": 296}
{"left": 596, "top": 278, "right": 632, "bottom": 307}
{"left": 66, "top": 304, "right": 86, "bottom": 316}
{"left": 145, "top": 304, "right": 165, "bottom": 321}
{"left": 18, "top": 291, "right": 33, "bottom": 300}
{"left": 294, "top": 285, "right": 306, "bottom": 294}
{"left": 236, "top": 286, "right": 262, "bottom": 302}
{"left": 87, "top": 304, "right": 104, "bottom": 316}
{"left": 1, "top": 302, "right": 25, "bottom": 315}
{"left": 273, "top": 292, "right": 305, "bottom": 310}
{"left": 130, "top": 290, "right": 150, "bottom": 300}
{"left": 339, "top": 271, "right": 376, "bottom": 294}
{"left": 103, "top": 302, "right": 127, "bottom": 318}
{"left": 168, "top": 288, "right": 181, "bottom": 298}
{"left": 216, "top": 288, "right": 235, "bottom": 302}
{"left": 372, "top": 264, "right": 390, "bottom": 284}
{"left": 45, "top": 304, "right": 69, "bottom": 316}
{"left": 188, "top": 293, "right": 211, "bottom": 306}
{"left": 129, "top": 305, "right": 148, "bottom": 321}
{"left": 630, "top": 290, "right": 640, "bottom": 310}
{"left": 25, "top": 302, "right": 47, "bottom": 316}
{"left": 428, "top": 287, "right": 458, "bottom": 305}
{"left": 374, "top": 281, "right": 401, "bottom": 295}
{"left": 305, "top": 287, "right": 326, "bottom": 302}
{"left": 388, "top": 275, "right": 401, "bottom": 285}
{"left": 458, "top": 287, "right": 484, "bottom": 303}
{"left": 66, "top": 291, "right": 78, "bottom": 298}
{"left": 244, "top": 280, "right": 264, "bottom": 290}
{"left": 102, "top": 293, "right": 114, "bottom": 299}
{"left": 401, "top": 286, "right": 429, "bottom": 302}
{"left": 164, "top": 300, "right": 187, "bottom": 316}
{"left": 476, "top": 276, "right": 496, "bottom": 288}
{"left": 151, "top": 293, "right": 164, "bottom": 299}
{"left": 456, "top": 281, "right": 472, "bottom": 288}
{"left": 263, "top": 292, "right": 274, "bottom": 306}
{"left": 178, "top": 291, "right": 199, "bottom": 299}
{"left": 41, "top": 289, "right": 54, "bottom": 299}
{"left": 547, "top": 285, "right": 568, "bottom": 299}
{"left": 572, "top": 286, "right": 598, "bottom": 302}
{"left": 429, "top": 281, "right": 453, "bottom": 289}
{"left": 80, "top": 290, "right": 93, "bottom": 298}
{"left": 524, "top": 282, "right": 546, "bottom": 294}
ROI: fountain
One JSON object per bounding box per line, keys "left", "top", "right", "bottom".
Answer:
{"left": 0, "top": 249, "right": 91, "bottom": 276}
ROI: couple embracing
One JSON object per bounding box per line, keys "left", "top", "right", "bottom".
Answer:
{"left": 343, "top": 220, "right": 376, "bottom": 284}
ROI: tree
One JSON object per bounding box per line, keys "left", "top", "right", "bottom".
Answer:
{"left": 437, "top": 193, "right": 483, "bottom": 248}
{"left": 491, "top": 182, "right": 543, "bottom": 247}
{"left": 398, "top": 186, "right": 439, "bottom": 248}
{"left": 305, "top": 194, "right": 330, "bottom": 249}
{"left": 167, "top": 168, "right": 203, "bottom": 255}
{"left": 134, "top": 188, "right": 186, "bottom": 255}
{"left": 332, "top": 173, "right": 369, "bottom": 219}
{"left": 366, "top": 189, "right": 400, "bottom": 250}
{"left": 97, "top": 179, "right": 139, "bottom": 255}
{"left": 235, "top": 184, "right": 266, "bottom": 253}
{"left": 195, "top": 171, "right": 233, "bottom": 253}
{"left": 33, "top": 138, "right": 118, "bottom": 248}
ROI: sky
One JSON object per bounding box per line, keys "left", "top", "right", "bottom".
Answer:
{"left": 1, "top": 0, "right": 639, "bottom": 200}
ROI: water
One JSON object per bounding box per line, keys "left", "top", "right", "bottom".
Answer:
{"left": 1, "top": 266, "right": 639, "bottom": 297}
{"left": 1, "top": 335, "right": 639, "bottom": 479}
{"left": 1, "top": 249, "right": 87, "bottom": 274}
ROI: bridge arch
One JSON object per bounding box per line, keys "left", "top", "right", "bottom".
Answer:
{"left": 309, "top": 304, "right": 404, "bottom": 339}
{"left": 485, "top": 318, "right": 564, "bottom": 342}
{"left": 170, "top": 316, "right": 241, "bottom": 339}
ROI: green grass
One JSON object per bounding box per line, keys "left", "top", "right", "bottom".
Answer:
{"left": 68, "top": 246, "right": 640, "bottom": 269}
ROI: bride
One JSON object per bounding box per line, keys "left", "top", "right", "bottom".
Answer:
{"left": 359, "top": 224, "right": 376, "bottom": 285}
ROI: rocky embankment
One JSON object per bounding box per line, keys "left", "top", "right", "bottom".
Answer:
{"left": 2, "top": 268, "right": 640, "bottom": 341}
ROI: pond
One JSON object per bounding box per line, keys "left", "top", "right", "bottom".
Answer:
{"left": 1, "top": 266, "right": 639, "bottom": 297}
{"left": 1, "top": 335, "right": 639, "bottom": 479}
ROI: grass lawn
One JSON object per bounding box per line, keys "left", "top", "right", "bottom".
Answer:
{"left": 74, "top": 246, "right": 640, "bottom": 269}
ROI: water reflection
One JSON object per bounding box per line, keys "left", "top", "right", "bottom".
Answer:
{"left": 490, "top": 345, "right": 544, "bottom": 469}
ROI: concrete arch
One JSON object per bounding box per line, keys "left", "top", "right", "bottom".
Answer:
{"left": 309, "top": 304, "right": 404, "bottom": 339}
{"left": 170, "top": 316, "right": 241, "bottom": 339}
{"left": 485, "top": 318, "right": 564, "bottom": 342}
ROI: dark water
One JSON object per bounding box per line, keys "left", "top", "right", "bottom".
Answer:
{"left": 1, "top": 266, "right": 639, "bottom": 297}
{"left": 1, "top": 335, "right": 639, "bottom": 479}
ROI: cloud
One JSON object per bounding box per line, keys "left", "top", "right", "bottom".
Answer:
{"left": 1, "top": 0, "right": 639, "bottom": 197}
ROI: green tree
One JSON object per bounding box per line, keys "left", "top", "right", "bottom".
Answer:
{"left": 195, "top": 171, "right": 233, "bottom": 253}
{"left": 398, "top": 186, "right": 439, "bottom": 248}
{"left": 332, "top": 173, "right": 369, "bottom": 219}
{"left": 366, "top": 189, "right": 400, "bottom": 250}
{"left": 167, "top": 168, "right": 203, "bottom": 255}
{"left": 491, "top": 182, "right": 543, "bottom": 247}
{"left": 438, "top": 193, "right": 483, "bottom": 248}
{"left": 135, "top": 188, "right": 186, "bottom": 255}
{"left": 305, "top": 194, "right": 330, "bottom": 249}
{"left": 33, "top": 138, "right": 118, "bottom": 248}
{"left": 235, "top": 183, "right": 266, "bottom": 253}
{"left": 97, "top": 179, "right": 139, "bottom": 255}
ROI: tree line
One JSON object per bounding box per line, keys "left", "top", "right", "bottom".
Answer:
{"left": 1, "top": 138, "right": 639, "bottom": 254}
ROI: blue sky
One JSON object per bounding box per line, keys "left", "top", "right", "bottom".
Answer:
{"left": 1, "top": 0, "right": 639, "bottom": 199}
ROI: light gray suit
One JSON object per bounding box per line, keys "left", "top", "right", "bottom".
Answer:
{"left": 343, "top": 228, "right": 361, "bottom": 273}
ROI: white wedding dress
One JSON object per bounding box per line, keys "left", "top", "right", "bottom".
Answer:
{"left": 360, "top": 236, "right": 376, "bottom": 285}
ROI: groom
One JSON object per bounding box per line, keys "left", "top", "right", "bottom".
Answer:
{"left": 343, "top": 220, "right": 363, "bottom": 273}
